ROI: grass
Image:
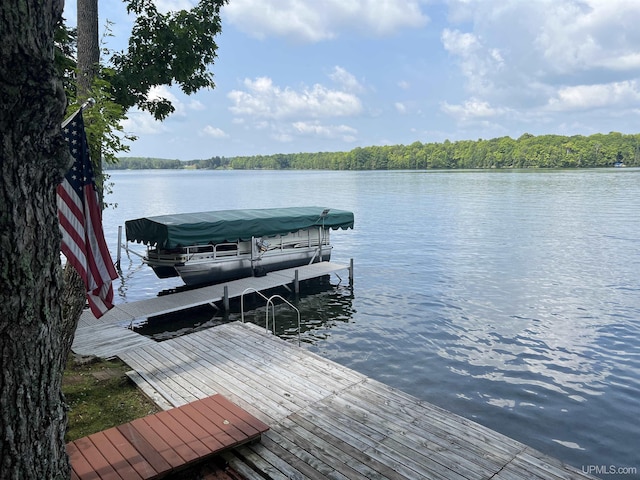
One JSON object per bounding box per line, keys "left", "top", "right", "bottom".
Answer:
{"left": 62, "top": 355, "right": 160, "bottom": 442}
{"left": 61, "top": 356, "right": 238, "bottom": 479}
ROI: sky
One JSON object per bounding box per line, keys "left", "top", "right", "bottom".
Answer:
{"left": 63, "top": 0, "right": 640, "bottom": 160}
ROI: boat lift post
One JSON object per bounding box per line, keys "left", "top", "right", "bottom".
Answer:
{"left": 319, "top": 208, "right": 330, "bottom": 261}
{"left": 116, "top": 225, "right": 146, "bottom": 268}
{"left": 116, "top": 226, "right": 122, "bottom": 270}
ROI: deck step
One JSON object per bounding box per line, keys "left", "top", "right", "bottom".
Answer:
{"left": 67, "top": 394, "right": 269, "bottom": 480}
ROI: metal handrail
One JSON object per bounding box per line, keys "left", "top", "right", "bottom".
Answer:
{"left": 266, "top": 295, "right": 301, "bottom": 347}
{"left": 240, "top": 287, "right": 270, "bottom": 323}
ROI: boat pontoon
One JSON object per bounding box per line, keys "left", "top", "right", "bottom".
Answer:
{"left": 125, "top": 206, "right": 354, "bottom": 286}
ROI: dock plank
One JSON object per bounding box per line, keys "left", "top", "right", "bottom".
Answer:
{"left": 285, "top": 410, "right": 416, "bottom": 480}
{"left": 170, "top": 335, "right": 301, "bottom": 417}
{"left": 74, "top": 291, "right": 599, "bottom": 480}
{"left": 86, "top": 431, "right": 143, "bottom": 480}
{"left": 204, "top": 394, "right": 270, "bottom": 437}
{"left": 336, "top": 386, "right": 510, "bottom": 478}
{"left": 212, "top": 323, "right": 365, "bottom": 389}
{"left": 112, "top": 322, "right": 599, "bottom": 480}
{"left": 72, "top": 323, "right": 156, "bottom": 359}
{"left": 101, "top": 427, "right": 158, "bottom": 479}
{"left": 239, "top": 437, "right": 328, "bottom": 480}
{"left": 72, "top": 436, "right": 122, "bottom": 480}
{"left": 258, "top": 428, "right": 350, "bottom": 479}
{"left": 120, "top": 349, "right": 195, "bottom": 406}
{"left": 68, "top": 394, "right": 268, "bottom": 480}
{"left": 67, "top": 442, "right": 101, "bottom": 480}
{"left": 179, "top": 329, "right": 330, "bottom": 406}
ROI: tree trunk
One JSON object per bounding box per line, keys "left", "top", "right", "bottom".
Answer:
{"left": 76, "top": 0, "right": 105, "bottom": 199}
{"left": 0, "top": 1, "right": 74, "bottom": 478}
{"left": 77, "top": 0, "right": 100, "bottom": 98}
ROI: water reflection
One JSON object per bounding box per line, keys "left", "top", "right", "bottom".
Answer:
{"left": 436, "top": 310, "right": 612, "bottom": 399}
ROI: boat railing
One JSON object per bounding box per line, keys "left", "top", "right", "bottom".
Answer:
{"left": 181, "top": 243, "right": 240, "bottom": 262}
{"left": 263, "top": 227, "right": 329, "bottom": 253}
{"left": 214, "top": 243, "right": 240, "bottom": 258}
{"left": 179, "top": 231, "right": 327, "bottom": 261}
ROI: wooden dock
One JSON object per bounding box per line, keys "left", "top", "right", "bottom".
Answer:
{"left": 69, "top": 260, "right": 597, "bottom": 479}
{"left": 72, "top": 261, "right": 350, "bottom": 359}
{"left": 103, "top": 323, "right": 595, "bottom": 480}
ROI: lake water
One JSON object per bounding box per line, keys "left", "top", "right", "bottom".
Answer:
{"left": 103, "top": 168, "right": 640, "bottom": 477}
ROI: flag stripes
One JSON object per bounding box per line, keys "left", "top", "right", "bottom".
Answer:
{"left": 57, "top": 110, "right": 117, "bottom": 318}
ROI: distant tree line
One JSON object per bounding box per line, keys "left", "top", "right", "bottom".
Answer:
{"left": 109, "top": 132, "right": 640, "bottom": 170}
{"left": 108, "top": 157, "right": 185, "bottom": 169}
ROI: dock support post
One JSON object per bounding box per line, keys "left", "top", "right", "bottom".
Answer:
{"left": 116, "top": 226, "right": 122, "bottom": 270}
{"left": 223, "top": 286, "right": 229, "bottom": 311}
{"left": 294, "top": 270, "right": 299, "bottom": 295}
{"left": 349, "top": 258, "right": 354, "bottom": 287}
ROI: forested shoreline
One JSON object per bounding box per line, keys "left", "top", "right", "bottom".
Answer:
{"left": 109, "top": 132, "right": 640, "bottom": 170}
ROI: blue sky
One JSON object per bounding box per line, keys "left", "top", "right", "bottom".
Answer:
{"left": 64, "top": 0, "right": 640, "bottom": 160}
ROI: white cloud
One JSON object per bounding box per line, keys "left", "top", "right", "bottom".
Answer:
{"left": 441, "top": 0, "right": 640, "bottom": 127}
{"left": 228, "top": 76, "right": 363, "bottom": 120}
{"left": 395, "top": 102, "right": 407, "bottom": 114}
{"left": 292, "top": 121, "right": 357, "bottom": 141}
{"left": 441, "top": 28, "right": 503, "bottom": 95}
{"left": 120, "top": 111, "right": 167, "bottom": 135}
{"left": 546, "top": 81, "right": 640, "bottom": 112}
{"left": 147, "top": 85, "right": 178, "bottom": 103}
{"left": 533, "top": 0, "right": 640, "bottom": 75}
{"left": 188, "top": 100, "right": 206, "bottom": 111}
{"left": 272, "top": 132, "right": 293, "bottom": 143}
{"left": 441, "top": 28, "right": 480, "bottom": 57}
{"left": 120, "top": 87, "right": 210, "bottom": 136}
{"left": 444, "top": 1, "right": 640, "bottom": 84}
{"left": 224, "top": 0, "right": 429, "bottom": 43}
{"left": 227, "top": 73, "right": 362, "bottom": 144}
{"left": 146, "top": 85, "right": 187, "bottom": 116}
{"left": 202, "top": 125, "right": 229, "bottom": 138}
{"left": 329, "top": 66, "right": 364, "bottom": 93}
{"left": 441, "top": 98, "right": 509, "bottom": 121}
{"left": 154, "top": 0, "right": 196, "bottom": 12}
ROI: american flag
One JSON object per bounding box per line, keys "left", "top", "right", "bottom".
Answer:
{"left": 57, "top": 110, "right": 118, "bottom": 318}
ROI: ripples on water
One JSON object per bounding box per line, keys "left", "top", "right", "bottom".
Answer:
{"left": 107, "top": 169, "right": 640, "bottom": 476}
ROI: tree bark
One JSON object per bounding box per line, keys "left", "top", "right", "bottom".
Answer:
{"left": 0, "top": 1, "right": 74, "bottom": 478}
{"left": 77, "top": 0, "right": 100, "bottom": 99}
{"left": 76, "top": 0, "right": 106, "bottom": 199}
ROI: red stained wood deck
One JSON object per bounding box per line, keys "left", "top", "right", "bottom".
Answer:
{"left": 67, "top": 394, "right": 269, "bottom": 480}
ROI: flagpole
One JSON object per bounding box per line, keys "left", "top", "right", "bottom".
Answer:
{"left": 61, "top": 97, "right": 95, "bottom": 128}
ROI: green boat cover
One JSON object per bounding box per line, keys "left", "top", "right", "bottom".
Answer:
{"left": 125, "top": 206, "right": 354, "bottom": 249}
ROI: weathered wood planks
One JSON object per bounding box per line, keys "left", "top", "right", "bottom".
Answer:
{"left": 116, "top": 322, "right": 598, "bottom": 480}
